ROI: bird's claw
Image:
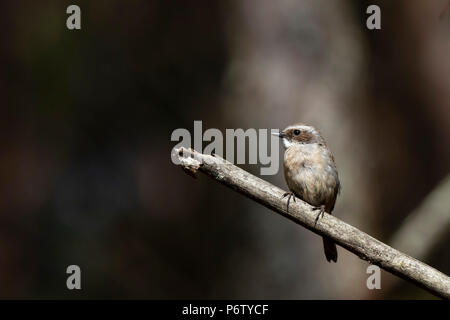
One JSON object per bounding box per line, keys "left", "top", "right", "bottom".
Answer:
{"left": 313, "top": 205, "right": 325, "bottom": 226}
{"left": 282, "top": 192, "right": 296, "bottom": 212}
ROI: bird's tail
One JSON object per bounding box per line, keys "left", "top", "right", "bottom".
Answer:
{"left": 322, "top": 237, "right": 338, "bottom": 263}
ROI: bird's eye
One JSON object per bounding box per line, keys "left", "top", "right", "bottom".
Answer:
{"left": 294, "top": 129, "right": 301, "bottom": 136}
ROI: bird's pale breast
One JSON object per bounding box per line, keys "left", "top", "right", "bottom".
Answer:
{"left": 284, "top": 143, "right": 339, "bottom": 212}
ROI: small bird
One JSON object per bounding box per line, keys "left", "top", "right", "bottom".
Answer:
{"left": 274, "top": 124, "right": 341, "bottom": 262}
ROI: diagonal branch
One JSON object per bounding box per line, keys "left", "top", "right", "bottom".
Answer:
{"left": 390, "top": 175, "right": 450, "bottom": 261}
{"left": 174, "top": 147, "right": 450, "bottom": 299}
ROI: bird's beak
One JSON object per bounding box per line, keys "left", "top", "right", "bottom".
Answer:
{"left": 272, "top": 131, "right": 285, "bottom": 138}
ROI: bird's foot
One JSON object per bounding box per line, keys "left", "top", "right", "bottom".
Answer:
{"left": 313, "top": 205, "right": 326, "bottom": 226}
{"left": 282, "top": 192, "right": 296, "bottom": 213}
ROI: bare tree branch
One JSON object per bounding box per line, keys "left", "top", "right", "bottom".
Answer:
{"left": 390, "top": 175, "right": 450, "bottom": 260}
{"left": 174, "top": 147, "right": 450, "bottom": 299}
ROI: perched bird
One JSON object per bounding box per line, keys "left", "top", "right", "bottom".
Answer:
{"left": 274, "top": 124, "right": 341, "bottom": 262}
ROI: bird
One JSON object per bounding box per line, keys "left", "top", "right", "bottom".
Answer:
{"left": 273, "top": 124, "right": 341, "bottom": 262}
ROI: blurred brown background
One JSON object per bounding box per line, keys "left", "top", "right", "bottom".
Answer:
{"left": 0, "top": 0, "right": 449, "bottom": 299}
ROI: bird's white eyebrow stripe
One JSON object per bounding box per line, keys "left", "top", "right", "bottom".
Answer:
{"left": 284, "top": 125, "right": 315, "bottom": 133}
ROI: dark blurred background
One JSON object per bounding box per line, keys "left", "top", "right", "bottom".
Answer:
{"left": 1, "top": 0, "right": 449, "bottom": 299}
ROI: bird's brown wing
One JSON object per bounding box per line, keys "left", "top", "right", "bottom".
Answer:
{"left": 325, "top": 180, "right": 340, "bottom": 214}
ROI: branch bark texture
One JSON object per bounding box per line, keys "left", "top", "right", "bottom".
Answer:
{"left": 174, "top": 147, "right": 450, "bottom": 299}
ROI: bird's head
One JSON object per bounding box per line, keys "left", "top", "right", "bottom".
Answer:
{"left": 273, "top": 124, "right": 325, "bottom": 149}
